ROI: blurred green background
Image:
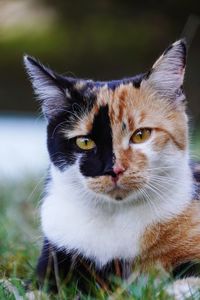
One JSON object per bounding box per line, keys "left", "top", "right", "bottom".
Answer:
{"left": 0, "top": 0, "right": 200, "bottom": 125}
{"left": 0, "top": 1, "right": 199, "bottom": 178}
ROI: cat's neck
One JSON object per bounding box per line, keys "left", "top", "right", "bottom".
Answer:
{"left": 41, "top": 161, "right": 193, "bottom": 267}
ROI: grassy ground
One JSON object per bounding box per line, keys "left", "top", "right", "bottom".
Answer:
{"left": 0, "top": 136, "right": 199, "bottom": 300}
{"left": 0, "top": 179, "right": 197, "bottom": 300}
{"left": 0, "top": 178, "right": 41, "bottom": 298}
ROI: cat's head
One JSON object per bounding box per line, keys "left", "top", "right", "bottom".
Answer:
{"left": 24, "top": 40, "right": 189, "bottom": 203}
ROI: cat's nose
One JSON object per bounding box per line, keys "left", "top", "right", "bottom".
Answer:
{"left": 103, "top": 164, "right": 125, "bottom": 178}
{"left": 113, "top": 165, "right": 125, "bottom": 176}
{"left": 111, "top": 164, "right": 126, "bottom": 184}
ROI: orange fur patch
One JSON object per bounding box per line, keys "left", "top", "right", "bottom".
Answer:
{"left": 67, "top": 82, "right": 188, "bottom": 150}
{"left": 152, "top": 129, "right": 170, "bottom": 151}
{"left": 140, "top": 201, "right": 200, "bottom": 271}
{"left": 86, "top": 175, "right": 131, "bottom": 199}
{"left": 65, "top": 82, "right": 188, "bottom": 198}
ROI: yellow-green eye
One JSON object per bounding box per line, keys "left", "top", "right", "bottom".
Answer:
{"left": 76, "top": 137, "right": 96, "bottom": 150}
{"left": 131, "top": 128, "right": 152, "bottom": 144}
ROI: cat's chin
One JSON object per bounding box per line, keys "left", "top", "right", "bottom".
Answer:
{"left": 105, "top": 186, "right": 148, "bottom": 203}
{"left": 105, "top": 187, "right": 132, "bottom": 201}
{"left": 85, "top": 174, "right": 145, "bottom": 202}
{"left": 90, "top": 184, "right": 142, "bottom": 203}
{"left": 93, "top": 187, "right": 145, "bottom": 204}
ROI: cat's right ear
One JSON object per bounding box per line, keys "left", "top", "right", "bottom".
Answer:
{"left": 23, "top": 55, "right": 70, "bottom": 121}
{"left": 142, "top": 40, "right": 187, "bottom": 103}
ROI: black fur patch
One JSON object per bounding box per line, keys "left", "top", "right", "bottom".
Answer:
{"left": 172, "top": 261, "right": 200, "bottom": 279}
{"left": 37, "top": 238, "right": 132, "bottom": 294}
{"left": 122, "top": 122, "right": 126, "bottom": 131}
{"left": 105, "top": 74, "right": 144, "bottom": 89}
{"left": 44, "top": 72, "right": 144, "bottom": 171}
{"left": 79, "top": 105, "right": 115, "bottom": 177}
{"left": 47, "top": 114, "right": 77, "bottom": 168}
{"left": 47, "top": 84, "right": 96, "bottom": 169}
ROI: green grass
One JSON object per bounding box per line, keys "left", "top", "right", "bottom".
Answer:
{"left": 191, "top": 131, "right": 200, "bottom": 160}
{"left": 0, "top": 132, "right": 200, "bottom": 300}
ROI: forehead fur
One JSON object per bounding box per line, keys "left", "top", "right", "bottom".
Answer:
{"left": 64, "top": 83, "right": 188, "bottom": 150}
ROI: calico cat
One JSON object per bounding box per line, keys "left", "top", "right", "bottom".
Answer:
{"left": 24, "top": 40, "right": 200, "bottom": 295}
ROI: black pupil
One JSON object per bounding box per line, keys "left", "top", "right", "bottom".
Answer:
{"left": 138, "top": 131, "right": 143, "bottom": 138}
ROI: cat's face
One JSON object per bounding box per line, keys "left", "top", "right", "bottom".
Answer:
{"left": 24, "top": 40, "right": 188, "bottom": 202}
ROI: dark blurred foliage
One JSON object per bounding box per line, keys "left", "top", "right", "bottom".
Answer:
{"left": 0, "top": 0, "right": 199, "bottom": 127}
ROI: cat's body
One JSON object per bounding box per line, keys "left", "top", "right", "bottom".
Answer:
{"left": 24, "top": 40, "right": 200, "bottom": 294}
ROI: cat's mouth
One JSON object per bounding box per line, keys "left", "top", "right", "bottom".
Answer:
{"left": 86, "top": 174, "right": 145, "bottom": 201}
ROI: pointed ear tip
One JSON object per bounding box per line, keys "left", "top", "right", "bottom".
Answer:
{"left": 23, "top": 54, "right": 31, "bottom": 62}
{"left": 173, "top": 38, "right": 187, "bottom": 51}
{"left": 23, "top": 54, "right": 29, "bottom": 65}
{"left": 23, "top": 56, "right": 33, "bottom": 75}
{"left": 23, "top": 54, "right": 39, "bottom": 68}
{"left": 23, "top": 54, "right": 33, "bottom": 68}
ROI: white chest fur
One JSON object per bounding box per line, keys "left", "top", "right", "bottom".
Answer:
{"left": 41, "top": 165, "right": 192, "bottom": 268}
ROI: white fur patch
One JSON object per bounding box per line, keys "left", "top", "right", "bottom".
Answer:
{"left": 41, "top": 148, "right": 193, "bottom": 268}
{"left": 166, "top": 277, "right": 200, "bottom": 300}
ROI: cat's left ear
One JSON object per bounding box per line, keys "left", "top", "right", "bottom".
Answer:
{"left": 23, "top": 55, "right": 75, "bottom": 121}
{"left": 143, "top": 39, "right": 187, "bottom": 102}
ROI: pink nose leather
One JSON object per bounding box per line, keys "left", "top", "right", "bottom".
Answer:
{"left": 113, "top": 165, "right": 125, "bottom": 176}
